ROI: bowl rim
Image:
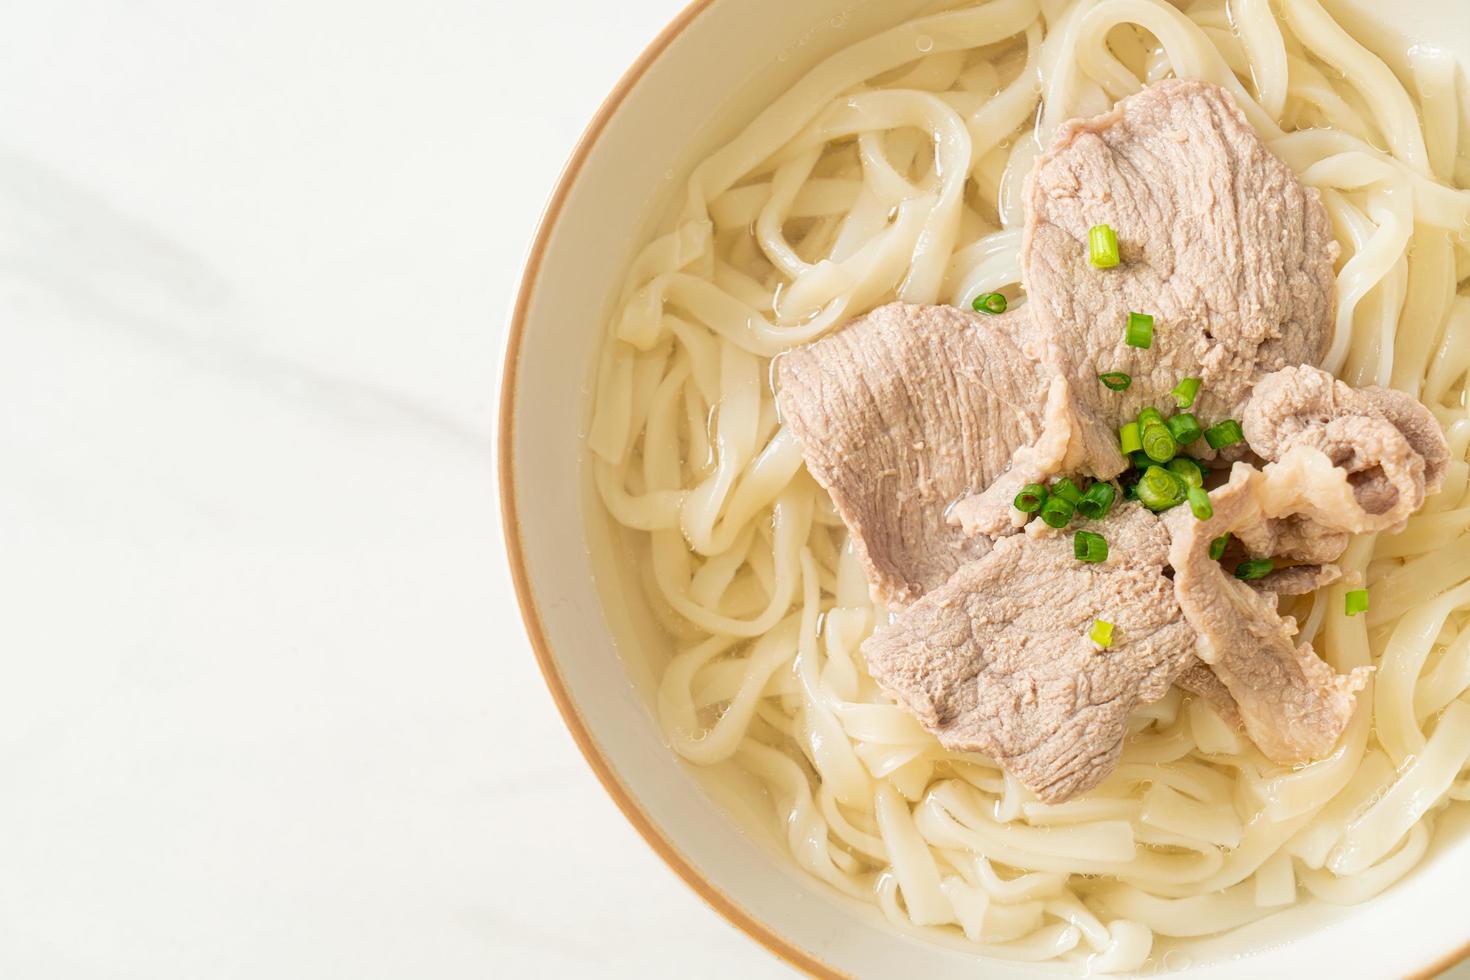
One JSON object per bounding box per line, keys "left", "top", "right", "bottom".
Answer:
{"left": 497, "top": 1, "right": 1470, "bottom": 976}
{"left": 497, "top": 2, "right": 843, "bottom": 975}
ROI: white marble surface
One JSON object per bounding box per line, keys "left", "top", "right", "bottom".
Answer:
{"left": 0, "top": 1, "right": 788, "bottom": 976}
{"left": 3, "top": 3, "right": 1467, "bottom": 978}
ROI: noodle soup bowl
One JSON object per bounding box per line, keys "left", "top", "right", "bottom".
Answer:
{"left": 501, "top": 0, "right": 1470, "bottom": 974}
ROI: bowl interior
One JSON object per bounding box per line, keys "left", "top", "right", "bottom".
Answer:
{"left": 502, "top": 0, "right": 1470, "bottom": 975}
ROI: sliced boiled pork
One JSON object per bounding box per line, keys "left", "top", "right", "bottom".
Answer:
{"left": 775, "top": 303, "right": 1051, "bottom": 606}
{"left": 1165, "top": 466, "right": 1371, "bottom": 763}
{"left": 862, "top": 504, "right": 1198, "bottom": 802}
{"left": 1023, "top": 79, "right": 1337, "bottom": 465}
{"left": 1243, "top": 364, "right": 1448, "bottom": 534}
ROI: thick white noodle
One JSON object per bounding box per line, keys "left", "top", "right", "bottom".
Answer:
{"left": 589, "top": 0, "right": 1470, "bottom": 970}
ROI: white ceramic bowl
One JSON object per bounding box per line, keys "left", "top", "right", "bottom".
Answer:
{"left": 500, "top": 1, "right": 1470, "bottom": 975}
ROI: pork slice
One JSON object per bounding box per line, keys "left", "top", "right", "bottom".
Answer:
{"left": 775, "top": 303, "right": 1050, "bottom": 606}
{"left": 862, "top": 504, "right": 1198, "bottom": 802}
{"left": 1358, "top": 387, "right": 1451, "bottom": 489}
{"left": 1175, "top": 562, "right": 1339, "bottom": 733}
{"left": 1176, "top": 662, "right": 1243, "bottom": 731}
{"left": 1023, "top": 79, "right": 1336, "bottom": 460}
{"left": 1244, "top": 364, "right": 1449, "bottom": 534}
{"left": 944, "top": 373, "right": 1117, "bottom": 537}
{"left": 1249, "top": 563, "right": 1342, "bottom": 597}
{"left": 1234, "top": 513, "right": 1349, "bottom": 565}
{"left": 1165, "top": 465, "right": 1370, "bottom": 764}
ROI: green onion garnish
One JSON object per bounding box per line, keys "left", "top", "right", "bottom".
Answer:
{"left": 1345, "top": 589, "right": 1370, "bottom": 616}
{"left": 1138, "top": 407, "right": 1164, "bottom": 429}
{"left": 1051, "top": 477, "right": 1084, "bottom": 505}
{"left": 1040, "top": 495, "right": 1076, "bottom": 528}
{"left": 1089, "top": 224, "right": 1120, "bottom": 268}
{"left": 1074, "top": 530, "right": 1109, "bottom": 564}
{"left": 1234, "top": 558, "right": 1274, "bottom": 581}
{"left": 1125, "top": 312, "right": 1154, "bottom": 348}
{"left": 972, "top": 292, "right": 1007, "bottom": 315}
{"left": 1166, "top": 412, "right": 1202, "bottom": 445}
{"left": 1077, "top": 482, "right": 1116, "bottom": 520}
{"left": 1186, "top": 486, "right": 1213, "bottom": 520}
{"left": 1142, "top": 424, "right": 1178, "bottom": 464}
{"left": 1119, "top": 421, "right": 1142, "bottom": 454}
{"left": 1208, "top": 533, "right": 1231, "bottom": 561}
{"left": 1130, "top": 450, "right": 1153, "bottom": 470}
{"left": 1167, "top": 457, "right": 1204, "bottom": 489}
{"left": 1204, "top": 419, "right": 1245, "bottom": 450}
{"left": 1099, "top": 371, "right": 1132, "bottom": 391}
{"left": 1090, "top": 618, "right": 1114, "bottom": 648}
{"left": 1173, "top": 377, "right": 1201, "bottom": 408}
{"left": 1014, "top": 483, "right": 1047, "bottom": 513}
{"left": 1137, "top": 465, "right": 1185, "bottom": 512}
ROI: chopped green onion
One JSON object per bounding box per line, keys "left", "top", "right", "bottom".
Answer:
{"left": 1204, "top": 419, "right": 1245, "bottom": 450}
{"left": 1040, "top": 495, "right": 1076, "bottom": 528}
{"left": 1345, "top": 589, "right": 1370, "bottom": 616}
{"left": 1138, "top": 407, "right": 1165, "bottom": 429}
{"left": 1208, "top": 533, "right": 1231, "bottom": 561}
{"left": 1142, "top": 423, "right": 1178, "bottom": 463}
{"left": 1125, "top": 312, "right": 1154, "bottom": 348}
{"left": 1014, "top": 483, "right": 1047, "bottom": 513}
{"left": 1090, "top": 618, "right": 1115, "bottom": 648}
{"left": 1186, "top": 486, "right": 1213, "bottom": 520}
{"left": 1234, "top": 558, "right": 1274, "bottom": 581}
{"left": 1077, "top": 482, "right": 1117, "bottom": 520}
{"left": 1051, "top": 477, "right": 1084, "bottom": 505}
{"left": 1167, "top": 457, "right": 1204, "bottom": 489}
{"left": 1099, "top": 371, "right": 1132, "bottom": 391}
{"left": 1119, "top": 421, "right": 1143, "bottom": 454}
{"left": 1130, "top": 450, "right": 1154, "bottom": 470}
{"left": 972, "top": 291, "right": 1007, "bottom": 315}
{"left": 1089, "top": 224, "right": 1120, "bottom": 268}
{"left": 1172, "top": 377, "right": 1201, "bottom": 409}
{"left": 1137, "top": 465, "right": 1186, "bottom": 512}
{"left": 1166, "top": 412, "right": 1202, "bottom": 445}
{"left": 1074, "top": 530, "right": 1109, "bottom": 563}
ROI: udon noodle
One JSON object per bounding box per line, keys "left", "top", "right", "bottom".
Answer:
{"left": 587, "top": 0, "right": 1470, "bottom": 968}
